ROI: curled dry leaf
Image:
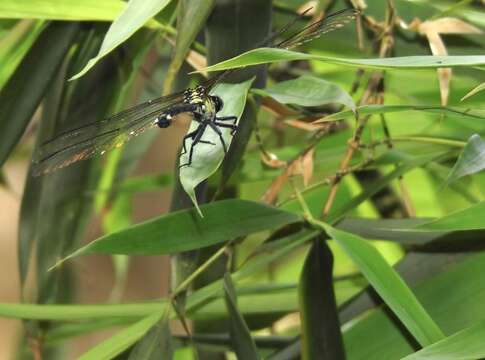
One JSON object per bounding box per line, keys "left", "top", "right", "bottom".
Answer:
{"left": 285, "top": 119, "right": 324, "bottom": 132}
{"left": 260, "top": 152, "right": 287, "bottom": 169}
{"left": 260, "top": 97, "right": 299, "bottom": 117}
{"left": 297, "top": 1, "right": 317, "bottom": 15}
{"left": 416, "top": 17, "right": 482, "bottom": 106}
{"left": 261, "top": 148, "right": 315, "bottom": 204}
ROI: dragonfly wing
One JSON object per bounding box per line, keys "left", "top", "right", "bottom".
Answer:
{"left": 276, "top": 9, "right": 359, "bottom": 49}
{"left": 32, "top": 92, "right": 185, "bottom": 175}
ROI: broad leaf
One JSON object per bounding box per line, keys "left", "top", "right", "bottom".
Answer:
{"left": 198, "top": 48, "right": 485, "bottom": 73}
{"left": 417, "top": 201, "right": 485, "bottom": 231}
{"left": 223, "top": 273, "right": 261, "bottom": 360}
{"left": 55, "top": 199, "right": 301, "bottom": 262}
{"left": 299, "top": 236, "right": 345, "bottom": 360}
{"left": 444, "top": 134, "right": 485, "bottom": 187}
{"left": 179, "top": 79, "right": 253, "bottom": 214}
{"left": 402, "top": 320, "right": 485, "bottom": 360}
{"left": 253, "top": 75, "right": 355, "bottom": 111}
{"left": 0, "top": 22, "right": 79, "bottom": 168}
{"left": 323, "top": 224, "right": 445, "bottom": 347}
{"left": 71, "top": 0, "right": 170, "bottom": 80}
{"left": 78, "top": 311, "right": 164, "bottom": 360}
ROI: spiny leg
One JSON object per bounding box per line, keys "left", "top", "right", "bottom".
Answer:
{"left": 208, "top": 122, "right": 228, "bottom": 154}
{"left": 180, "top": 129, "right": 198, "bottom": 155}
{"left": 214, "top": 121, "right": 238, "bottom": 136}
{"left": 179, "top": 123, "right": 208, "bottom": 168}
{"left": 216, "top": 116, "right": 237, "bottom": 125}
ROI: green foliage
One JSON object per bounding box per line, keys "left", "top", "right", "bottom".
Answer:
{"left": 1, "top": 0, "right": 485, "bottom": 359}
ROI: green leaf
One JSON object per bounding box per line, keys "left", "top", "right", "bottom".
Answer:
{"left": 444, "top": 134, "right": 485, "bottom": 187}
{"left": 162, "top": 0, "right": 215, "bottom": 92}
{"left": 322, "top": 224, "right": 445, "bottom": 347}
{"left": 417, "top": 202, "right": 485, "bottom": 231}
{"left": 197, "top": 48, "right": 485, "bottom": 73}
{"left": 253, "top": 75, "right": 355, "bottom": 111}
{"left": 0, "top": 20, "right": 44, "bottom": 89}
{"left": 0, "top": 21, "right": 79, "bottom": 168}
{"left": 70, "top": 0, "right": 170, "bottom": 80}
{"left": 128, "top": 308, "right": 173, "bottom": 360}
{"left": 179, "top": 79, "right": 254, "bottom": 214}
{"left": 461, "top": 82, "right": 485, "bottom": 101}
{"left": 401, "top": 320, "right": 485, "bottom": 360}
{"left": 299, "top": 237, "right": 345, "bottom": 360}
{"left": 0, "top": 0, "right": 125, "bottom": 21}
{"left": 78, "top": 311, "right": 164, "bottom": 360}
{"left": 343, "top": 252, "right": 485, "bottom": 359}
{"left": 328, "top": 153, "right": 443, "bottom": 223}
{"left": 223, "top": 273, "right": 261, "bottom": 360}
{"left": 313, "top": 105, "right": 485, "bottom": 123}
{"left": 55, "top": 199, "right": 301, "bottom": 261}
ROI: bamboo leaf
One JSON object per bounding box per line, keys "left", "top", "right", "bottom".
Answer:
{"left": 323, "top": 224, "right": 445, "bottom": 347}
{"left": 197, "top": 48, "right": 485, "bottom": 73}
{"left": 78, "top": 311, "right": 164, "bottom": 360}
{"left": 253, "top": 75, "right": 355, "bottom": 111}
{"left": 313, "top": 104, "right": 485, "bottom": 123}
{"left": 55, "top": 199, "right": 301, "bottom": 262}
{"left": 223, "top": 273, "right": 261, "bottom": 360}
{"left": 417, "top": 202, "right": 485, "bottom": 231}
{"left": 70, "top": 0, "right": 170, "bottom": 80}
{"left": 0, "top": 0, "right": 125, "bottom": 21}
{"left": 0, "top": 22, "right": 79, "bottom": 168}
{"left": 401, "top": 320, "right": 485, "bottom": 360}
{"left": 444, "top": 134, "right": 485, "bottom": 187}
{"left": 162, "top": 0, "right": 215, "bottom": 92}
{"left": 461, "top": 81, "right": 485, "bottom": 101}
{"left": 128, "top": 308, "right": 173, "bottom": 360}
{"left": 299, "top": 236, "right": 345, "bottom": 360}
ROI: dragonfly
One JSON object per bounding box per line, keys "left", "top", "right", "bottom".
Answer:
{"left": 32, "top": 8, "right": 359, "bottom": 176}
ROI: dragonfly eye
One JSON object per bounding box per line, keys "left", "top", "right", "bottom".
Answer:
{"left": 211, "top": 96, "right": 224, "bottom": 112}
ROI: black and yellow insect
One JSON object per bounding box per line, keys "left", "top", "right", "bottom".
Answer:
{"left": 32, "top": 8, "right": 358, "bottom": 176}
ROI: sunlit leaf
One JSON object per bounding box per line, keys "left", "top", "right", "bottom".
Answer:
{"left": 55, "top": 199, "right": 301, "bottom": 263}
{"left": 461, "top": 82, "right": 485, "bottom": 101}
{"left": 253, "top": 75, "right": 355, "bottom": 111}
{"left": 402, "top": 320, "right": 485, "bottom": 360}
{"left": 417, "top": 201, "right": 485, "bottom": 231}
{"left": 323, "top": 224, "right": 445, "bottom": 346}
{"left": 78, "top": 311, "right": 164, "bottom": 360}
{"left": 197, "top": 48, "right": 485, "bottom": 73}
{"left": 70, "top": 0, "right": 170, "bottom": 80}
{"left": 179, "top": 79, "right": 253, "bottom": 214}
{"left": 444, "top": 134, "right": 485, "bottom": 187}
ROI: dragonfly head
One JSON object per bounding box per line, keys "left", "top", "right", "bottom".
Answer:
{"left": 211, "top": 95, "right": 224, "bottom": 113}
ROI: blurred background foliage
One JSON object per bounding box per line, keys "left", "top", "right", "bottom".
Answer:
{"left": 0, "top": 0, "right": 485, "bottom": 359}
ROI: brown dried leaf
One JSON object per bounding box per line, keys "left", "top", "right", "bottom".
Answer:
{"left": 260, "top": 152, "right": 287, "bottom": 169}
{"left": 261, "top": 97, "right": 299, "bottom": 117}
{"left": 301, "top": 148, "right": 315, "bottom": 186}
{"left": 419, "top": 17, "right": 482, "bottom": 35}
{"left": 285, "top": 119, "right": 323, "bottom": 132}
{"left": 186, "top": 49, "right": 207, "bottom": 74}
{"left": 297, "top": 1, "right": 317, "bottom": 15}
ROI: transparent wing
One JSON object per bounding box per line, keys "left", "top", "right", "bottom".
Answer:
{"left": 203, "top": 8, "right": 358, "bottom": 92}
{"left": 32, "top": 91, "right": 185, "bottom": 175}
{"left": 276, "top": 8, "right": 359, "bottom": 49}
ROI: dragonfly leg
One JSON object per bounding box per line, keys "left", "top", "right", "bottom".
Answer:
{"left": 179, "top": 124, "right": 207, "bottom": 168}
{"left": 208, "top": 122, "right": 228, "bottom": 154}
{"left": 180, "top": 129, "right": 199, "bottom": 155}
{"left": 214, "top": 121, "right": 238, "bottom": 135}
{"left": 216, "top": 116, "right": 237, "bottom": 124}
